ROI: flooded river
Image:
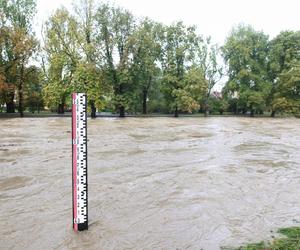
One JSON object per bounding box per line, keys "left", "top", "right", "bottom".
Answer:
{"left": 1, "top": 117, "right": 300, "bottom": 249}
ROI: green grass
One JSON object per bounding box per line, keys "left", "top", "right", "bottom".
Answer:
{"left": 235, "top": 227, "right": 300, "bottom": 250}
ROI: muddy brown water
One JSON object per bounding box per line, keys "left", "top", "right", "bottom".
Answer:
{"left": 0, "top": 117, "right": 300, "bottom": 250}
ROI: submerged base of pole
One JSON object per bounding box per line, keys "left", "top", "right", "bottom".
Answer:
{"left": 76, "top": 221, "right": 88, "bottom": 231}
{"left": 72, "top": 93, "right": 88, "bottom": 232}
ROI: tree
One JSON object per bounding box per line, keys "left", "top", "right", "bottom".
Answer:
{"left": 14, "top": 27, "right": 38, "bottom": 117}
{"left": 72, "top": 62, "right": 110, "bottom": 114}
{"left": 24, "top": 66, "right": 43, "bottom": 113}
{"left": 274, "top": 61, "right": 300, "bottom": 114}
{"left": 131, "top": 19, "right": 162, "bottom": 114}
{"left": 73, "top": 0, "right": 101, "bottom": 118}
{"left": 95, "top": 4, "right": 136, "bottom": 117}
{"left": 195, "top": 37, "right": 223, "bottom": 116}
{"left": 180, "top": 66, "right": 207, "bottom": 112}
{"left": 73, "top": 0, "right": 95, "bottom": 64}
{"left": 42, "top": 8, "right": 79, "bottom": 113}
{"left": 222, "top": 24, "right": 271, "bottom": 116}
{"left": 208, "top": 93, "right": 229, "bottom": 115}
{"left": 0, "top": 0, "right": 38, "bottom": 116}
{"left": 0, "top": 21, "right": 16, "bottom": 112}
{"left": 160, "top": 22, "right": 200, "bottom": 117}
{"left": 0, "top": 30, "right": 13, "bottom": 111}
{"left": 268, "top": 31, "right": 300, "bottom": 116}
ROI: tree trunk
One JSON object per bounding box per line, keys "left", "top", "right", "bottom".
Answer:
{"left": 58, "top": 95, "right": 66, "bottom": 114}
{"left": 142, "top": 90, "right": 147, "bottom": 115}
{"left": 250, "top": 109, "right": 255, "bottom": 117}
{"left": 271, "top": 110, "right": 275, "bottom": 117}
{"left": 18, "top": 80, "right": 24, "bottom": 117}
{"left": 6, "top": 97, "right": 15, "bottom": 113}
{"left": 234, "top": 102, "right": 238, "bottom": 115}
{"left": 117, "top": 83, "right": 125, "bottom": 118}
{"left": 18, "top": 97, "right": 24, "bottom": 117}
{"left": 91, "top": 101, "right": 96, "bottom": 118}
{"left": 174, "top": 106, "right": 179, "bottom": 117}
{"left": 58, "top": 103, "right": 64, "bottom": 114}
{"left": 219, "top": 110, "right": 223, "bottom": 115}
{"left": 204, "top": 97, "right": 209, "bottom": 117}
{"left": 17, "top": 61, "right": 25, "bottom": 117}
{"left": 119, "top": 106, "right": 125, "bottom": 118}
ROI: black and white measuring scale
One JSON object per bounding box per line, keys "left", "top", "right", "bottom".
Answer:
{"left": 72, "top": 93, "right": 88, "bottom": 231}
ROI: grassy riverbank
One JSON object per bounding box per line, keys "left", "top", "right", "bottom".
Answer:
{"left": 234, "top": 227, "right": 300, "bottom": 250}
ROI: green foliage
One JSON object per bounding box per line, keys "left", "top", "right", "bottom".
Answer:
{"left": 24, "top": 66, "right": 43, "bottom": 112}
{"left": 195, "top": 37, "right": 223, "bottom": 113}
{"left": 131, "top": 18, "right": 162, "bottom": 113}
{"left": 1, "top": 1, "right": 299, "bottom": 117}
{"left": 111, "top": 93, "right": 133, "bottom": 112}
{"left": 42, "top": 8, "right": 79, "bottom": 112}
{"left": 222, "top": 24, "right": 271, "bottom": 116}
{"left": 160, "top": 22, "right": 202, "bottom": 115}
{"left": 269, "top": 31, "right": 300, "bottom": 76}
{"left": 0, "top": 0, "right": 38, "bottom": 115}
{"left": 72, "top": 63, "right": 110, "bottom": 110}
{"left": 42, "top": 80, "right": 68, "bottom": 109}
{"left": 0, "top": 0, "right": 36, "bottom": 30}
{"left": 180, "top": 66, "right": 207, "bottom": 113}
{"left": 172, "top": 88, "right": 199, "bottom": 113}
{"left": 275, "top": 61, "right": 300, "bottom": 113}
{"left": 235, "top": 227, "right": 300, "bottom": 250}
{"left": 147, "top": 97, "right": 169, "bottom": 113}
{"left": 184, "top": 66, "right": 207, "bottom": 100}
{"left": 239, "top": 90, "right": 266, "bottom": 112}
{"left": 208, "top": 95, "right": 229, "bottom": 114}
{"left": 94, "top": 4, "right": 136, "bottom": 116}
{"left": 73, "top": 0, "right": 96, "bottom": 63}
{"left": 271, "top": 97, "right": 290, "bottom": 113}
{"left": 268, "top": 31, "right": 300, "bottom": 115}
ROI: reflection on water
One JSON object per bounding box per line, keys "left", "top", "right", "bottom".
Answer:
{"left": 0, "top": 117, "right": 300, "bottom": 249}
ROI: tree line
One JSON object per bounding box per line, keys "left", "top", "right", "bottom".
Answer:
{"left": 0, "top": 0, "right": 299, "bottom": 118}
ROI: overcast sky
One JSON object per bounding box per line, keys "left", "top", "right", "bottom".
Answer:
{"left": 36, "top": 0, "right": 300, "bottom": 45}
